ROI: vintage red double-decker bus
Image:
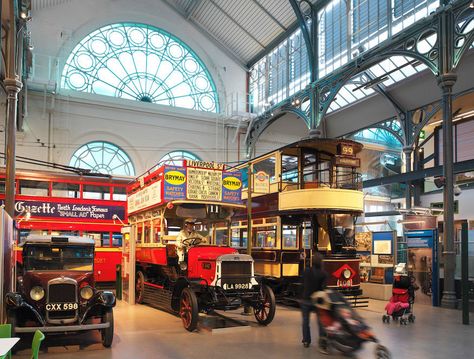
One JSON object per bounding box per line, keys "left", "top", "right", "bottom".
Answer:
{"left": 0, "top": 168, "right": 129, "bottom": 284}
{"left": 126, "top": 160, "right": 276, "bottom": 331}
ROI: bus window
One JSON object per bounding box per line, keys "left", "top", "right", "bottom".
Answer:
{"left": 215, "top": 229, "right": 228, "bottom": 245}
{"left": 19, "top": 180, "right": 49, "bottom": 196}
{"left": 113, "top": 186, "right": 126, "bottom": 201}
{"left": 281, "top": 155, "right": 298, "bottom": 183}
{"left": 283, "top": 225, "right": 298, "bottom": 249}
{"left": 52, "top": 182, "right": 80, "bottom": 198}
{"left": 83, "top": 184, "right": 110, "bottom": 200}
{"left": 0, "top": 180, "right": 5, "bottom": 193}
{"left": 253, "top": 156, "right": 276, "bottom": 183}
{"left": 102, "top": 233, "right": 122, "bottom": 247}
{"left": 254, "top": 227, "right": 276, "bottom": 248}
{"left": 302, "top": 222, "right": 312, "bottom": 249}
{"left": 231, "top": 228, "right": 240, "bottom": 247}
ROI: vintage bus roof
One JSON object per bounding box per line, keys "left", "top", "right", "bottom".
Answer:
{"left": 21, "top": 235, "right": 95, "bottom": 246}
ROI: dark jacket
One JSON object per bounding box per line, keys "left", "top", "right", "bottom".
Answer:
{"left": 302, "top": 266, "right": 327, "bottom": 300}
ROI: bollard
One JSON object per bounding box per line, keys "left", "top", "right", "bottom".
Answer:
{"left": 116, "top": 264, "right": 122, "bottom": 300}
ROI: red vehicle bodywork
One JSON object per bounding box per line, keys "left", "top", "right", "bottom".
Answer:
{"left": 1, "top": 168, "right": 129, "bottom": 283}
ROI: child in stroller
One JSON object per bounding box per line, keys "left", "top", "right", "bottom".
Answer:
{"left": 312, "top": 290, "right": 391, "bottom": 358}
{"left": 382, "top": 263, "right": 416, "bottom": 325}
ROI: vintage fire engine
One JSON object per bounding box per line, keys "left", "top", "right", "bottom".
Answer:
{"left": 126, "top": 161, "right": 276, "bottom": 331}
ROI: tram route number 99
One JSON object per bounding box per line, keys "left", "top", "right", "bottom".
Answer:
{"left": 46, "top": 302, "right": 78, "bottom": 311}
{"left": 339, "top": 144, "right": 354, "bottom": 156}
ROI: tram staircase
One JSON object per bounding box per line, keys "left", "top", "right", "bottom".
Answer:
{"left": 345, "top": 294, "right": 369, "bottom": 308}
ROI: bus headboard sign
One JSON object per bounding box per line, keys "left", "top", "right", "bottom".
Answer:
{"left": 128, "top": 164, "right": 242, "bottom": 215}
{"left": 13, "top": 200, "right": 125, "bottom": 220}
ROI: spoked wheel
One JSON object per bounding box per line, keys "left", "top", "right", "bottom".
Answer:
{"left": 179, "top": 287, "right": 199, "bottom": 332}
{"left": 253, "top": 284, "right": 276, "bottom": 326}
{"left": 375, "top": 344, "right": 391, "bottom": 359}
{"left": 135, "top": 271, "right": 145, "bottom": 304}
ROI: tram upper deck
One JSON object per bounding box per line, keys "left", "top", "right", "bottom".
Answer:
{"left": 236, "top": 137, "right": 364, "bottom": 214}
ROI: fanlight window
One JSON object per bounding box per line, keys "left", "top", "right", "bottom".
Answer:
{"left": 61, "top": 23, "right": 218, "bottom": 112}
{"left": 69, "top": 141, "right": 135, "bottom": 176}
{"left": 157, "top": 150, "right": 201, "bottom": 167}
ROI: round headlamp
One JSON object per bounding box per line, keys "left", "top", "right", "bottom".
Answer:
{"left": 30, "top": 286, "right": 45, "bottom": 301}
{"left": 343, "top": 268, "right": 352, "bottom": 279}
{"left": 80, "top": 286, "right": 94, "bottom": 300}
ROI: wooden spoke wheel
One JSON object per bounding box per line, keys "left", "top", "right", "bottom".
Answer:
{"left": 253, "top": 284, "right": 276, "bottom": 326}
{"left": 179, "top": 287, "right": 199, "bottom": 331}
{"left": 135, "top": 271, "right": 145, "bottom": 304}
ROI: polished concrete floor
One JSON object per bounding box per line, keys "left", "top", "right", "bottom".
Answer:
{"left": 13, "top": 299, "right": 474, "bottom": 359}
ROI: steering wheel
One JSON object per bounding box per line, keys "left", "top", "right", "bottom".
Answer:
{"left": 182, "top": 236, "right": 203, "bottom": 247}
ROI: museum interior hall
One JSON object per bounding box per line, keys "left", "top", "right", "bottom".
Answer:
{"left": 1, "top": 1, "right": 474, "bottom": 358}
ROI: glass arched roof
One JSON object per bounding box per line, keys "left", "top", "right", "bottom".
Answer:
{"left": 61, "top": 23, "right": 219, "bottom": 112}
{"left": 69, "top": 141, "right": 135, "bottom": 176}
{"left": 351, "top": 126, "right": 402, "bottom": 149}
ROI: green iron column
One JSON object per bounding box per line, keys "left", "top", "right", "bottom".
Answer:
{"left": 403, "top": 146, "right": 413, "bottom": 210}
{"left": 3, "top": 79, "right": 23, "bottom": 217}
{"left": 439, "top": 73, "right": 457, "bottom": 309}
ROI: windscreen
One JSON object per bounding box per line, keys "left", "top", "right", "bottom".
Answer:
{"left": 23, "top": 244, "right": 94, "bottom": 271}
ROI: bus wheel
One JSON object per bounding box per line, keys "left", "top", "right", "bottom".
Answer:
{"left": 135, "top": 271, "right": 145, "bottom": 304}
{"left": 179, "top": 287, "right": 199, "bottom": 332}
{"left": 254, "top": 284, "right": 276, "bottom": 326}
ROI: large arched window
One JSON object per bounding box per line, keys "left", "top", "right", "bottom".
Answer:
{"left": 69, "top": 141, "right": 135, "bottom": 176}
{"left": 61, "top": 23, "right": 219, "bottom": 112}
{"left": 157, "top": 150, "right": 201, "bottom": 167}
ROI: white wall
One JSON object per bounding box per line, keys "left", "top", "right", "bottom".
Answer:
{"left": 420, "top": 189, "right": 474, "bottom": 222}
{"left": 5, "top": 0, "right": 249, "bottom": 175}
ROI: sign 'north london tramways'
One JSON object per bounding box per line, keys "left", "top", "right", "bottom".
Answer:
{"left": 127, "top": 161, "right": 243, "bottom": 215}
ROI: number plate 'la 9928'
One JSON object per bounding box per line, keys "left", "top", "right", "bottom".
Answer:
{"left": 223, "top": 283, "right": 250, "bottom": 290}
{"left": 46, "top": 303, "right": 78, "bottom": 311}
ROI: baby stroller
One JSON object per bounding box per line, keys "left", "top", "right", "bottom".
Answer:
{"left": 312, "top": 290, "right": 391, "bottom": 358}
{"left": 382, "top": 264, "right": 416, "bottom": 325}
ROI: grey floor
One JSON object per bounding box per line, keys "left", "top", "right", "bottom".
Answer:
{"left": 13, "top": 299, "right": 474, "bottom": 359}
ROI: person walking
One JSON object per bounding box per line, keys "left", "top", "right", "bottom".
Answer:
{"left": 301, "top": 252, "right": 328, "bottom": 354}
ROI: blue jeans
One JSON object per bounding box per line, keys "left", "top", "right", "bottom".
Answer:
{"left": 301, "top": 303, "right": 325, "bottom": 344}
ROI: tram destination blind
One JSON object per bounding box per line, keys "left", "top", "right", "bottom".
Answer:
{"left": 187, "top": 167, "right": 222, "bottom": 201}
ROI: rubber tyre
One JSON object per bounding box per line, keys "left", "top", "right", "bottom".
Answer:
{"left": 7, "top": 310, "right": 18, "bottom": 354}
{"left": 254, "top": 284, "right": 276, "bottom": 326}
{"left": 101, "top": 308, "right": 114, "bottom": 348}
{"left": 7, "top": 310, "right": 17, "bottom": 337}
{"left": 136, "top": 271, "right": 145, "bottom": 304}
{"left": 179, "top": 287, "right": 199, "bottom": 332}
{"left": 375, "top": 344, "right": 392, "bottom": 359}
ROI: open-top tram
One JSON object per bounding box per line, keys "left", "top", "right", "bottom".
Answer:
{"left": 232, "top": 138, "right": 364, "bottom": 301}
{"left": 126, "top": 161, "right": 276, "bottom": 331}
